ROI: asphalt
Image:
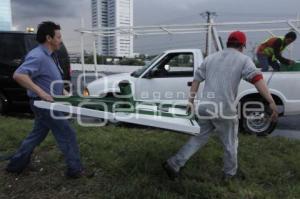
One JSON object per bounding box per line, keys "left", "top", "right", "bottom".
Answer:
{"left": 270, "top": 115, "right": 300, "bottom": 140}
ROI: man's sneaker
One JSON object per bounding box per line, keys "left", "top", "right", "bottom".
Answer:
{"left": 162, "top": 161, "right": 179, "bottom": 181}
{"left": 65, "top": 169, "right": 95, "bottom": 179}
{"left": 5, "top": 155, "right": 31, "bottom": 174}
{"left": 5, "top": 167, "right": 23, "bottom": 174}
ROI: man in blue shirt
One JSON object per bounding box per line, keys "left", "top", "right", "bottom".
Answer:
{"left": 6, "top": 21, "right": 89, "bottom": 178}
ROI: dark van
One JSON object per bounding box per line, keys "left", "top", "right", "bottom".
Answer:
{"left": 0, "top": 31, "right": 71, "bottom": 114}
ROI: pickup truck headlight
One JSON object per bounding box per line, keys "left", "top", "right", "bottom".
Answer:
{"left": 83, "top": 87, "right": 90, "bottom": 96}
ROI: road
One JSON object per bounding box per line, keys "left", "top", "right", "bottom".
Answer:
{"left": 271, "top": 115, "right": 300, "bottom": 140}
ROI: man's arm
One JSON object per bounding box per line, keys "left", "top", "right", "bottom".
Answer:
{"left": 187, "top": 80, "right": 200, "bottom": 113}
{"left": 242, "top": 56, "right": 278, "bottom": 121}
{"left": 273, "top": 39, "right": 294, "bottom": 65}
{"left": 188, "top": 58, "right": 206, "bottom": 113}
{"left": 188, "top": 80, "right": 200, "bottom": 103}
{"left": 13, "top": 54, "right": 53, "bottom": 102}
{"left": 13, "top": 73, "right": 53, "bottom": 102}
{"left": 253, "top": 79, "right": 278, "bottom": 122}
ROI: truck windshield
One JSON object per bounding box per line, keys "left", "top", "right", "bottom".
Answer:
{"left": 131, "top": 53, "right": 164, "bottom": 77}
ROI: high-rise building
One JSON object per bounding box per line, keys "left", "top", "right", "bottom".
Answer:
{"left": 0, "top": 0, "right": 12, "bottom": 31}
{"left": 91, "top": 0, "right": 133, "bottom": 57}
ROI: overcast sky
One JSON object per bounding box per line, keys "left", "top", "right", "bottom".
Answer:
{"left": 11, "top": 0, "right": 300, "bottom": 58}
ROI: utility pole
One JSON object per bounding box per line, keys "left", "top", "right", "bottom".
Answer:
{"left": 200, "top": 11, "right": 217, "bottom": 56}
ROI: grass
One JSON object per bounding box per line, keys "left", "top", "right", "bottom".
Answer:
{"left": 0, "top": 116, "right": 300, "bottom": 199}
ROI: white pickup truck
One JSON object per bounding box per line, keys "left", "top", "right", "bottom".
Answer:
{"left": 85, "top": 49, "right": 300, "bottom": 136}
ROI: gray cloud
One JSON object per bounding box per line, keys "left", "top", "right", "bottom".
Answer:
{"left": 134, "top": 0, "right": 300, "bottom": 25}
{"left": 11, "top": 0, "right": 82, "bottom": 18}
{"left": 9, "top": 0, "right": 300, "bottom": 57}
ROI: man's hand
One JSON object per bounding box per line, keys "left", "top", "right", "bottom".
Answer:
{"left": 13, "top": 73, "right": 54, "bottom": 102}
{"left": 269, "top": 102, "right": 278, "bottom": 122}
{"left": 186, "top": 102, "right": 195, "bottom": 115}
{"left": 254, "top": 79, "right": 278, "bottom": 122}
{"left": 187, "top": 80, "right": 201, "bottom": 115}
{"left": 38, "top": 91, "right": 54, "bottom": 102}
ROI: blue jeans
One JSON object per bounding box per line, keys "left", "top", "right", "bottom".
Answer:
{"left": 6, "top": 100, "right": 82, "bottom": 173}
{"left": 257, "top": 53, "right": 280, "bottom": 72}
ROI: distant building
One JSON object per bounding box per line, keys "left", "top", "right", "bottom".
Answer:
{"left": 0, "top": 0, "right": 12, "bottom": 31}
{"left": 91, "top": 0, "right": 133, "bottom": 57}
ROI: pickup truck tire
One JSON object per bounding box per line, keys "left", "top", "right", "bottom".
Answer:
{"left": 240, "top": 100, "right": 277, "bottom": 136}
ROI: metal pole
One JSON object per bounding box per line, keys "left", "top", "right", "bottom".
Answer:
{"left": 287, "top": 20, "right": 300, "bottom": 60}
{"left": 267, "top": 31, "right": 275, "bottom": 36}
{"left": 205, "top": 12, "right": 210, "bottom": 56}
{"left": 207, "top": 24, "right": 212, "bottom": 55}
{"left": 289, "top": 15, "right": 298, "bottom": 60}
{"left": 80, "top": 18, "right": 86, "bottom": 87}
{"left": 211, "top": 19, "right": 222, "bottom": 51}
{"left": 291, "top": 13, "right": 300, "bottom": 59}
{"left": 93, "top": 36, "right": 98, "bottom": 78}
{"left": 80, "top": 32, "right": 86, "bottom": 87}
{"left": 200, "top": 11, "right": 216, "bottom": 56}
{"left": 287, "top": 20, "right": 300, "bottom": 34}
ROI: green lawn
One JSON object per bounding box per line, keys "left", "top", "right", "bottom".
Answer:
{"left": 0, "top": 116, "right": 299, "bottom": 199}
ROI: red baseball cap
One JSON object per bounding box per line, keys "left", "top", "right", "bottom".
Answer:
{"left": 227, "top": 31, "right": 247, "bottom": 47}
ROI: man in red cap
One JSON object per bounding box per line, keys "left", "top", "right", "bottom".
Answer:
{"left": 163, "top": 31, "right": 278, "bottom": 181}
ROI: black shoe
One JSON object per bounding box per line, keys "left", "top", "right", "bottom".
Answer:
{"left": 65, "top": 169, "right": 95, "bottom": 179}
{"left": 5, "top": 167, "right": 22, "bottom": 174}
{"left": 5, "top": 164, "right": 27, "bottom": 175}
{"left": 162, "top": 161, "right": 179, "bottom": 181}
{"left": 5, "top": 154, "right": 31, "bottom": 174}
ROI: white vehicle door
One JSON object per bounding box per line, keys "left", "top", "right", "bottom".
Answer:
{"left": 268, "top": 71, "right": 300, "bottom": 115}
{"left": 134, "top": 52, "right": 194, "bottom": 104}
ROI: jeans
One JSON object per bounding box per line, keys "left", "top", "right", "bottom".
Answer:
{"left": 6, "top": 100, "right": 82, "bottom": 173}
{"left": 257, "top": 53, "right": 280, "bottom": 72}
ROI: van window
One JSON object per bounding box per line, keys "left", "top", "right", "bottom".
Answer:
{"left": 0, "top": 34, "right": 26, "bottom": 64}
{"left": 0, "top": 32, "right": 70, "bottom": 80}
{"left": 24, "top": 34, "right": 38, "bottom": 51}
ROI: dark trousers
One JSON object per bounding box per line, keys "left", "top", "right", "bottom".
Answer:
{"left": 257, "top": 53, "right": 280, "bottom": 72}
{"left": 6, "top": 100, "right": 82, "bottom": 173}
